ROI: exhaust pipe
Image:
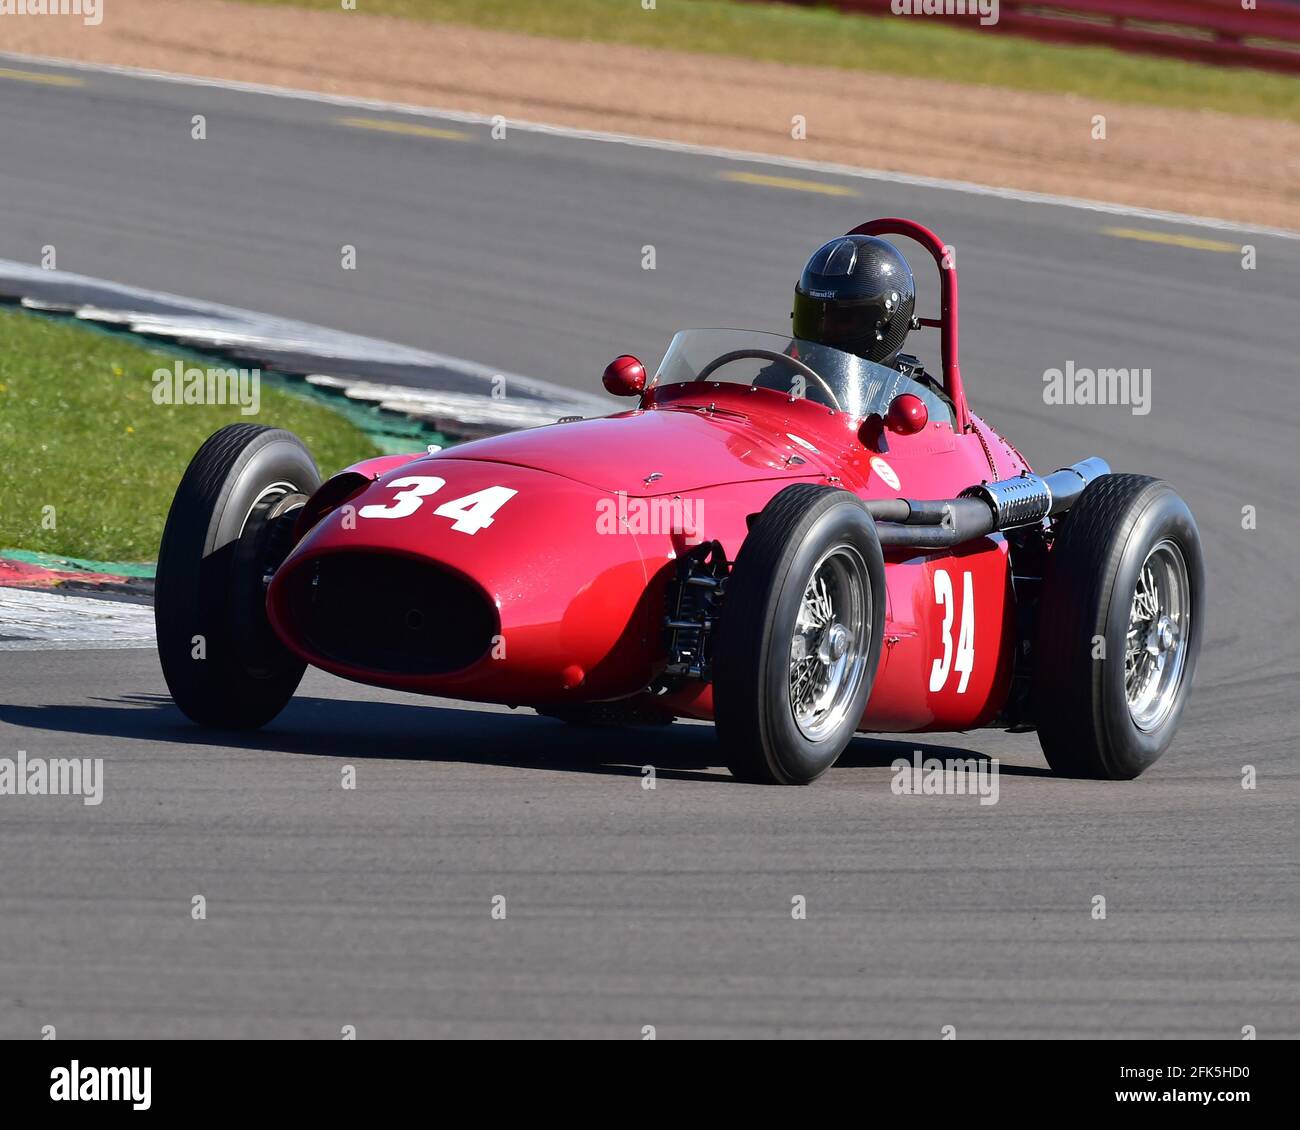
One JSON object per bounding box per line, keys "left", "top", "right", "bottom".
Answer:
{"left": 961, "top": 456, "right": 1111, "bottom": 529}
{"left": 1041, "top": 456, "right": 1111, "bottom": 516}
{"left": 870, "top": 457, "right": 1110, "bottom": 548}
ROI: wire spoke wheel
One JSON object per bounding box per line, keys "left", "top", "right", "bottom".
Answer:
{"left": 788, "top": 545, "right": 871, "bottom": 743}
{"left": 714, "top": 484, "right": 885, "bottom": 785}
{"left": 1033, "top": 474, "right": 1204, "bottom": 779}
{"left": 1123, "top": 539, "right": 1190, "bottom": 733}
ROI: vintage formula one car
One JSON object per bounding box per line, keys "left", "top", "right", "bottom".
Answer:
{"left": 155, "top": 219, "right": 1203, "bottom": 783}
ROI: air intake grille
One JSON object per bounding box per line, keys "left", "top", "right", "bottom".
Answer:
{"left": 284, "top": 554, "right": 496, "bottom": 676}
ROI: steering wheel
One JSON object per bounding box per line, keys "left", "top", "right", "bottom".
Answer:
{"left": 694, "top": 349, "right": 842, "bottom": 411}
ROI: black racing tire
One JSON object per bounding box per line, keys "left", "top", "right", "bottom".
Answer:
{"left": 155, "top": 424, "right": 320, "bottom": 729}
{"left": 1034, "top": 474, "right": 1204, "bottom": 779}
{"left": 714, "top": 484, "right": 885, "bottom": 784}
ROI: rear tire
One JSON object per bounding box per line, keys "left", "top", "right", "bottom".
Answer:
{"left": 155, "top": 424, "right": 320, "bottom": 729}
{"left": 1034, "top": 474, "right": 1204, "bottom": 779}
{"left": 714, "top": 484, "right": 885, "bottom": 784}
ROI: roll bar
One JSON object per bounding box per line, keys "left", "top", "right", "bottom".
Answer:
{"left": 847, "top": 219, "right": 970, "bottom": 432}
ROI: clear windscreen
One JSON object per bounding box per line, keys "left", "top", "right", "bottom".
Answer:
{"left": 652, "top": 328, "right": 950, "bottom": 422}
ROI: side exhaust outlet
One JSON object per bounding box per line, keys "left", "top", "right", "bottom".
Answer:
{"left": 961, "top": 457, "right": 1111, "bottom": 530}
{"left": 871, "top": 457, "right": 1110, "bottom": 548}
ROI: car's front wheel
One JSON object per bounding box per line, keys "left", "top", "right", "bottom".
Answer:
{"left": 714, "top": 484, "right": 885, "bottom": 784}
{"left": 155, "top": 424, "right": 320, "bottom": 729}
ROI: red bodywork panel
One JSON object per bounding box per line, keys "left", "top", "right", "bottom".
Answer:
{"left": 266, "top": 219, "right": 1038, "bottom": 734}
{"left": 267, "top": 384, "right": 1027, "bottom": 732}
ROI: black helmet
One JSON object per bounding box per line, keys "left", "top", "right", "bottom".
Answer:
{"left": 792, "top": 235, "right": 915, "bottom": 364}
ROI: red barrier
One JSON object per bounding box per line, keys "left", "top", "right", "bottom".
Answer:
{"left": 763, "top": 0, "right": 1300, "bottom": 74}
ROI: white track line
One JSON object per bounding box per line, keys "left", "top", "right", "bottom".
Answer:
{"left": 0, "top": 589, "right": 154, "bottom": 651}
{"left": 3, "top": 50, "right": 1296, "bottom": 243}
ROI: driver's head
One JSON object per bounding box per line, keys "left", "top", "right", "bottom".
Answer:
{"left": 792, "top": 235, "right": 915, "bottom": 365}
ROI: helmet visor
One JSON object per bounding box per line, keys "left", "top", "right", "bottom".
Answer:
{"left": 792, "top": 289, "right": 887, "bottom": 351}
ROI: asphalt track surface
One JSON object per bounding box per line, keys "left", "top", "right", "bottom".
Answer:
{"left": 1, "top": 58, "right": 1297, "bottom": 1039}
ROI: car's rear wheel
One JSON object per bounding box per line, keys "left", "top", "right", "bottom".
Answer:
{"left": 155, "top": 424, "right": 320, "bottom": 729}
{"left": 1033, "top": 474, "right": 1204, "bottom": 779}
{"left": 714, "top": 484, "right": 885, "bottom": 784}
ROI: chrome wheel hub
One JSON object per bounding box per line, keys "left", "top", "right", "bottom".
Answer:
{"left": 1124, "top": 540, "right": 1190, "bottom": 732}
{"left": 822, "top": 623, "right": 850, "bottom": 663}
{"left": 789, "top": 545, "right": 870, "bottom": 742}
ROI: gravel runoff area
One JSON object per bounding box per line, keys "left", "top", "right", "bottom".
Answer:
{"left": 1, "top": 0, "right": 1297, "bottom": 230}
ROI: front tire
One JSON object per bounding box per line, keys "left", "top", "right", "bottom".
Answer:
{"left": 1034, "top": 474, "right": 1204, "bottom": 779}
{"left": 155, "top": 424, "right": 320, "bottom": 729}
{"left": 714, "top": 484, "right": 885, "bottom": 784}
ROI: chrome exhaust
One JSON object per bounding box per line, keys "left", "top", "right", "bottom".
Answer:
{"left": 960, "top": 457, "right": 1111, "bottom": 530}
{"left": 872, "top": 457, "right": 1110, "bottom": 547}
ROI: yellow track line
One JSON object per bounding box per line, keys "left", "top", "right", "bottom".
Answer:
{"left": 1103, "top": 227, "right": 1240, "bottom": 253}
{"left": 721, "top": 171, "right": 858, "bottom": 197}
{"left": 0, "top": 67, "right": 83, "bottom": 87}
{"left": 336, "top": 116, "right": 472, "bottom": 142}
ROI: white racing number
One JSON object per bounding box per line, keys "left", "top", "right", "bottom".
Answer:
{"left": 357, "top": 475, "right": 516, "bottom": 534}
{"left": 928, "top": 568, "right": 975, "bottom": 694}
{"left": 358, "top": 476, "right": 444, "bottom": 520}
{"left": 433, "top": 486, "right": 518, "bottom": 535}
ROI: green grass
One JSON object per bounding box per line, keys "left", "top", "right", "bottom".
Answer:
{"left": 240, "top": 0, "right": 1300, "bottom": 121}
{"left": 0, "top": 308, "right": 380, "bottom": 562}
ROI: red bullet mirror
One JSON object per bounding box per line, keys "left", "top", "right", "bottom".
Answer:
{"left": 603, "top": 355, "right": 647, "bottom": 397}
{"left": 886, "top": 392, "right": 928, "bottom": 435}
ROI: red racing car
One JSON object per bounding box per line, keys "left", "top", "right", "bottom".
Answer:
{"left": 155, "top": 219, "right": 1203, "bottom": 784}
